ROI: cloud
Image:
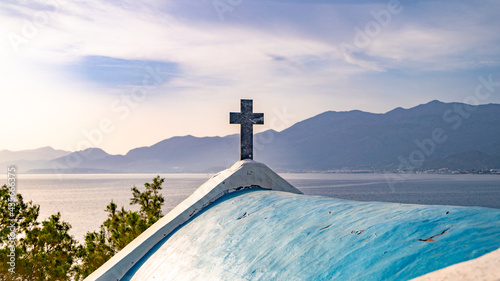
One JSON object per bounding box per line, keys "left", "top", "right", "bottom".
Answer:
{"left": 2, "top": 0, "right": 345, "bottom": 87}
{"left": 335, "top": 0, "right": 500, "bottom": 71}
{"left": 67, "top": 56, "right": 178, "bottom": 87}
{"left": 1, "top": 0, "right": 500, "bottom": 154}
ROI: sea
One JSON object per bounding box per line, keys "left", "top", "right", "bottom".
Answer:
{"left": 2, "top": 173, "right": 500, "bottom": 243}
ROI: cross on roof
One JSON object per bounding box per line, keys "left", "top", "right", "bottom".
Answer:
{"left": 230, "top": 99, "right": 264, "bottom": 160}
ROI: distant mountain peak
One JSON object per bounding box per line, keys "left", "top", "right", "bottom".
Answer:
{"left": 80, "top": 147, "right": 105, "bottom": 153}
{"left": 53, "top": 147, "right": 111, "bottom": 162}
{"left": 79, "top": 147, "right": 109, "bottom": 156}
{"left": 37, "top": 146, "right": 59, "bottom": 152}
{"left": 427, "top": 99, "right": 444, "bottom": 104}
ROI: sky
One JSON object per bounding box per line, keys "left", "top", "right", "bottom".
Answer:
{"left": 1, "top": 0, "right": 500, "bottom": 155}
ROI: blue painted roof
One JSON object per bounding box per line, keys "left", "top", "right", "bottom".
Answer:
{"left": 123, "top": 189, "right": 500, "bottom": 280}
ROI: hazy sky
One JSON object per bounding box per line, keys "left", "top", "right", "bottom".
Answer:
{"left": 1, "top": 0, "right": 499, "bottom": 154}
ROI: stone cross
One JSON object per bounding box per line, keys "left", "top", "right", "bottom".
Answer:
{"left": 230, "top": 99, "right": 264, "bottom": 160}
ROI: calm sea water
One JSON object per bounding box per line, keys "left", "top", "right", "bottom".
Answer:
{"left": 2, "top": 173, "right": 499, "bottom": 242}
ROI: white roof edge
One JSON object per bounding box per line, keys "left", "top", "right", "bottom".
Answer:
{"left": 85, "top": 160, "right": 302, "bottom": 281}
{"left": 410, "top": 247, "right": 500, "bottom": 281}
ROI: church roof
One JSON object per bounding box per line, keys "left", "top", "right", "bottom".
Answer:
{"left": 122, "top": 189, "right": 500, "bottom": 280}
{"left": 86, "top": 160, "right": 500, "bottom": 280}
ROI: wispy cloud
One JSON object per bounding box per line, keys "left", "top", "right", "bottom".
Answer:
{"left": 68, "top": 56, "right": 178, "bottom": 87}
{"left": 335, "top": 0, "right": 500, "bottom": 71}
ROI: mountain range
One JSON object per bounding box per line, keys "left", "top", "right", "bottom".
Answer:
{"left": 2, "top": 100, "right": 500, "bottom": 173}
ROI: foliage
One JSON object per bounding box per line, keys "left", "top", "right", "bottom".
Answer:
{"left": 0, "top": 175, "right": 166, "bottom": 281}
{"left": 0, "top": 185, "right": 79, "bottom": 281}
{"left": 131, "top": 176, "right": 165, "bottom": 225}
{"left": 73, "top": 227, "right": 114, "bottom": 279}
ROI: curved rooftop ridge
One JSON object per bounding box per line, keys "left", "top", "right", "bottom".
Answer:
{"left": 123, "top": 190, "right": 500, "bottom": 280}
{"left": 85, "top": 160, "right": 302, "bottom": 281}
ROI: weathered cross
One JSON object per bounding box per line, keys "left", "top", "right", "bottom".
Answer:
{"left": 230, "top": 99, "right": 264, "bottom": 160}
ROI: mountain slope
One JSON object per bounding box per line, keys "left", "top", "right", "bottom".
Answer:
{"left": 259, "top": 100, "right": 500, "bottom": 171}
{"left": 0, "top": 146, "right": 70, "bottom": 162}
{"left": 125, "top": 135, "right": 239, "bottom": 172}
{"left": 0, "top": 147, "right": 71, "bottom": 173}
